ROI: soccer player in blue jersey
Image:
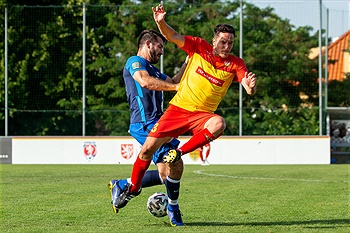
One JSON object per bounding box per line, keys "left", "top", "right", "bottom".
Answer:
{"left": 108, "top": 30, "right": 187, "bottom": 225}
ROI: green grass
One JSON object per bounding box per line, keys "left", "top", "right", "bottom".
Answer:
{"left": 1, "top": 164, "right": 349, "bottom": 232}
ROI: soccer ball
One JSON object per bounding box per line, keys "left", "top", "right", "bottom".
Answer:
{"left": 147, "top": 192, "right": 168, "bottom": 217}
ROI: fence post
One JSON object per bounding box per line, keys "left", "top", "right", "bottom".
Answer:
{"left": 318, "top": 0, "right": 323, "bottom": 135}
{"left": 239, "top": 0, "right": 243, "bottom": 136}
{"left": 82, "top": 2, "right": 86, "bottom": 136}
{"left": 325, "top": 8, "right": 329, "bottom": 109}
{"left": 4, "top": 4, "right": 8, "bottom": 136}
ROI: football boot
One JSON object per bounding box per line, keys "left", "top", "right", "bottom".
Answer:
{"left": 114, "top": 183, "right": 142, "bottom": 209}
{"left": 167, "top": 208, "right": 184, "bottom": 226}
{"left": 163, "top": 149, "right": 182, "bottom": 163}
{"left": 107, "top": 179, "right": 127, "bottom": 213}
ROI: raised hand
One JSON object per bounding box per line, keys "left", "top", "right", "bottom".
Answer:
{"left": 152, "top": 4, "right": 166, "bottom": 23}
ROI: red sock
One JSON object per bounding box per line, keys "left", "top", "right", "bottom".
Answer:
{"left": 130, "top": 157, "right": 151, "bottom": 192}
{"left": 179, "top": 128, "right": 220, "bottom": 155}
{"left": 199, "top": 147, "right": 204, "bottom": 162}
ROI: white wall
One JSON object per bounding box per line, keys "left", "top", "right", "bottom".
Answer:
{"left": 11, "top": 136, "right": 330, "bottom": 164}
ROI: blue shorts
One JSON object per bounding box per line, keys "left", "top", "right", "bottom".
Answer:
{"left": 129, "top": 119, "right": 180, "bottom": 164}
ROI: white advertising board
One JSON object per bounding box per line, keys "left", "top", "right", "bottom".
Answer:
{"left": 11, "top": 136, "right": 330, "bottom": 165}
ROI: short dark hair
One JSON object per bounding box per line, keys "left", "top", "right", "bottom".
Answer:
{"left": 214, "top": 24, "right": 236, "bottom": 37}
{"left": 137, "top": 30, "right": 167, "bottom": 49}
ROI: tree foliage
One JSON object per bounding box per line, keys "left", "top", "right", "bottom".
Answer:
{"left": 0, "top": 0, "right": 337, "bottom": 136}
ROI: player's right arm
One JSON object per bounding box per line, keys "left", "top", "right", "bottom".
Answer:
{"left": 152, "top": 4, "right": 185, "bottom": 48}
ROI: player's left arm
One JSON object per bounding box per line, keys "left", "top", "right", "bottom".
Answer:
{"left": 166, "top": 57, "right": 188, "bottom": 84}
{"left": 241, "top": 72, "right": 257, "bottom": 96}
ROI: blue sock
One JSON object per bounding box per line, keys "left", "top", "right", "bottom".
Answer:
{"left": 165, "top": 176, "right": 180, "bottom": 210}
{"left": 141, "top": 170, "right": 162, "bottom": 188}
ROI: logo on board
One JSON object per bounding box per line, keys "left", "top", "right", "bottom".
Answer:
{"left": 83, "top": 142, "right": 97, "bottom": 161}
{"left": 121, "top": 144, "right": 134, "bottom": 160}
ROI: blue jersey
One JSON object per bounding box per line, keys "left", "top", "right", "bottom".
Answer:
{"left": 123, "top": 56, "right": 168, "bottom": 124}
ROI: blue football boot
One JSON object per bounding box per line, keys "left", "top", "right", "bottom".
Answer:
{"left": 167, "top": 206, "right": 184, "bottom": 226}
{"left": 107, "top": 179, "right": 127, "bottom": 213}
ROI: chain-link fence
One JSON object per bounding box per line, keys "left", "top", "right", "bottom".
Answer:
{"left": 1, "top": 1, "right": 348, "bottom": 136}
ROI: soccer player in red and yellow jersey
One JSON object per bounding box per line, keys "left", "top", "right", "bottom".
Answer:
{"left": 114, "top": 4, "right": 257, "bottom": 226}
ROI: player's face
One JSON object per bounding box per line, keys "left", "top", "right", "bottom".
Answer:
{"left": 212, "top": 32, "right": 234, "bottom": 58}
{"left": 148, "top": 37, "right": 164, "bottom": 64}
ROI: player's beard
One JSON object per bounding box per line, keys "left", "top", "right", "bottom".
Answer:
{"left": 149, "top": 47, "right": 161, "bottom": 64}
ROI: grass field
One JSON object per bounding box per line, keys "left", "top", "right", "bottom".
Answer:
{"left": 0, "top": 164, "right": 349, "bottom": 232}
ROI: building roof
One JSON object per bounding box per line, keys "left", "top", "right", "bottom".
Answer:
{"left": 327, "top": 30, "right": 350, "bottom": 81}
{"left": 327, "top": 107, "right": 350, "bottom": 120}
{"left": 308, "top": 46, "right": 325, "bottom": 60}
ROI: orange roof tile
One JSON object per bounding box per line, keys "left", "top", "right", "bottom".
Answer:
{"left": 327, "top": 30, "right": 350, "bottom": 81}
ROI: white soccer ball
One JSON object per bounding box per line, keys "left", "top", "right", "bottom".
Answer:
{"left": 147, "top": 192, "right": 168, "bottom": 217}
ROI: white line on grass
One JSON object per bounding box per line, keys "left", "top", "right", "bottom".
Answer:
{"left": 193, "top": 170, "right": 350, "bottom": 183}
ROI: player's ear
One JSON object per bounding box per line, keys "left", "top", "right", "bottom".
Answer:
{"left": 146, "top": 40, "right": 151, "bottom": 49}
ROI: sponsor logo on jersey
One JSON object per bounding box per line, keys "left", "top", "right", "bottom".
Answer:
{"left": 195, "top": 66, "right": 224, "bottom": 87}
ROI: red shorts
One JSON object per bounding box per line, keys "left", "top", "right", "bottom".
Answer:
{"left": 148, "top": 104, "right": 218, "bottom": 138}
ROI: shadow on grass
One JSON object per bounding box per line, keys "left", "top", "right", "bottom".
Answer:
{"left": 184, "top": 219, "right": 350, "bottom": 227}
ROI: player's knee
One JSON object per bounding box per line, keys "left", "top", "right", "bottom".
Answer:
{"left": 139, "top": 147, "right": 155, "bottom": 160}
{"left": 211, "top": 116, "right": 226, "bottom": 132}
{"left": 219, "top": 119, "right": 226, "bottom": 132}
